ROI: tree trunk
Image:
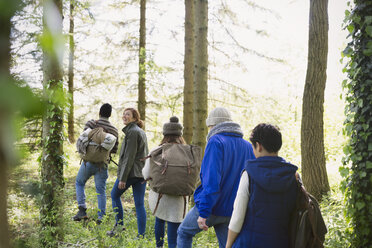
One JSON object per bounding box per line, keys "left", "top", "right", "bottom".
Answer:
{"left": 0, "top": 1, "right": 17, "bottom": 246}
{"left": 301, "top": 0, "right": 329, "bottom": 201}
{"left": 138, "top": 0, "right": 146, "bottom": 125}
{"left": 0, "top": 133, "right": 10, "bottom": 248}
{"left": 192, "top": 0, "right": 208, "bottom": 152}
{"left": 40, "top": 0, "right": 65, "bottom": 246}
{"left": 183, "top": 0, "right": 195, "bottom": 144}
{"left": 68, "top": 0, "right": 75, "bottom": 143}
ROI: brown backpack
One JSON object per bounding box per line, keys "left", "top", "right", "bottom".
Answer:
{"left": 289, "top": 174, "right": 327, "bottom": 248}
{"left": 77, "top": 127, "right": 113, "bottom": 165}
{"left": 146, "top": 143, "right": 202, "bottom": 216}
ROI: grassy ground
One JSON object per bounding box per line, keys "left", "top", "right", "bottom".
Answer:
{"left": 8, "top": 144, "right": 219, "bottom": 247}
{"left": 8, "top": 143, "right": 350, "bottom": 247}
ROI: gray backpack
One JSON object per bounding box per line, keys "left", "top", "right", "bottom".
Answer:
{"left": 146, "top": 143, "right": 202, "bottom": 216}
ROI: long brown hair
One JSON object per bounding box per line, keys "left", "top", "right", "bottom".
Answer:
{"left": 124, "top": 108, "right": 144, "bottom": 129}
{"left": 160, "top": 135, "right": 186, "bottom": 145}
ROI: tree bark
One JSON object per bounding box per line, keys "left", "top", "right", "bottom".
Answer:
{"left": 41, "top": 0, "right": 65, "bottom": 246}
{"left": 183, "top": 0, "right": 195, "bottom": 144}
{"left": 301, "top": 0, "right": 330, "bottom": 201}
{"left": 68, "top": 0, "right": 75, "bottom": 143}
{"left": 0, "top": 1, "right": 18, "bottom": 246}
{"left": 0, "top": 135, "right": 10, "bottom": 248}
{"left": 192, "top": 0, "right": 208, "bottom": 151}
{"left": 138, "top": 0, "right": 146, "bottom": 125}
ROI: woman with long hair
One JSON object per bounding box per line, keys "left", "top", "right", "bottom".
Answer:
{"left": 107, "top": 108, "right": 148, "bottom": 238}
{"left": 142, "top": 116, "right": 189, "bottom": 248}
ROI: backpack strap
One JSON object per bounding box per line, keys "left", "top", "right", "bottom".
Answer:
{"left": 161, "top": 160, "right": 169, "bottom": 175}
{"left": 183, "top": 196, "right": 187, "bottom": 218}
{"left": 153, "top": 193, "right": 163, "bottom": 215}
{"left": 140, "top": 155, "right": 151, "bottom": 162}
{"left": 190, "top": 145, "right": 194, "bottom": 161}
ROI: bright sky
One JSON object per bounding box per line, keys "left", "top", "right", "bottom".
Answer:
{"left": 119, "top": 0, "right": 348, "bottom": 98}
{"left": 12, "top": 0, "right": 349, "bottom": 120}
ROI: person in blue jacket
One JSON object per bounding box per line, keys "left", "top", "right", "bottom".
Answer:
{"left": 177, "top": 107, "right": 255, "bottom": 248}
{"left": 226, "top": 123, "right": 298, "bottom": 248}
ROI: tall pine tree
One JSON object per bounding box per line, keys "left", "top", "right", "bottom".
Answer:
{"left": 301, "top": 0, "right": 330, "bottom": 200}
{"left": 138, "top": 0, "right": 146, "bottom": 125}
{"left": 192, "top": 0, "right": 208, "bottom": 151}
{"left": 67, "top": 0, "right": 75, "bottom": 143}
{"left": 183, "top": 0, "right": 195, "bottom": 144}
{"left": 40, "top": 0, "right": 65, "bottom": 246}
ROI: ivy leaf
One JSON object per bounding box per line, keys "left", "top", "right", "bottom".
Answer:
{"left": 342, "top": 46, "right": 353, "bottom": 57}
{"left": 359, "top": 171, "right": 367, "bottom": 178}
{"left": 367, "top": 161, "right": 372, "bottom": 169}
{"left": 366, "top": 16, "right": 372, "bottom": 24}
{"left": 355, "top": 201, "right": 365, "bottom": 210}
{"left": 339, "top": 166, "right": 349, "bottom": 177}
{"left": 347, "top": 24, "right": 355, "bottom": 34}
{"left": 366, "top": 25, "right": 372, "bottom": 37}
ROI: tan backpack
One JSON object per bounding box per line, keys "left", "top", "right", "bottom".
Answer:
{"left": 146, "top": 143, "right": 202, "bottom": 216}
{"left": 77, "top": 127, "right": 114, "bottom": 164}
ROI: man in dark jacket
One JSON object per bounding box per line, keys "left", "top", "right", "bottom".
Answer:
{"left": 73, "top": 103, "right": 118, "bottom": 224}
{"left": 177, "top": 107, "right": 255, "bottom": 248}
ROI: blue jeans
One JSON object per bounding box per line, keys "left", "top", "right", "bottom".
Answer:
{"left": 111, "top": 178, "right": 147, "bottom": 236}
{"left": 155, "top": 217, "right": 180, "bottom": 248}
{"left": 177, "top": 206, "right": 230, "bottom": 248}
{"left": 75, "top": 161, "right": 108, "bottom": 219}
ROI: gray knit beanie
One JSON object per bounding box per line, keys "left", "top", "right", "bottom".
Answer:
{"left": 163, "top": 116, "right": 183, "bottom": 136}
{"left": 206, "top": 107, "right": 232, "bottom": 127}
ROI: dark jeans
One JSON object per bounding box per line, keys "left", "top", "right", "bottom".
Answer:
{"left": 155, "top": 217, "right": 180, "bottom": 248}
{"left": 110, "top": 178, "right": 147, "bottom": 236}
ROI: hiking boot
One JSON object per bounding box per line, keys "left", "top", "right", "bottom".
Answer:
{"left": 72, "top": 206, "right": 88, "bottom": 221}
{"left": 106, "top": 225, "right": 126, "bottom": 237}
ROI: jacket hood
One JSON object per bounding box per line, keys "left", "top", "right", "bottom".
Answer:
{"left": 245, "top": 156, "right": 297, "bottom": 193}
{"left": 206, "top": 121, "right": 243, "bottom": 141}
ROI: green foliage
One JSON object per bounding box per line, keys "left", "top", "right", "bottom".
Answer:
{"left": 320, "top": 186, "right": 352, "bottom": 248}
{"left": 0, "top": 77, "right": 43, "bottom": 118}
{"left": 341, "top": 1, "right": 372, "bottom": 247}
{"left": 8, "top": 143, "right": 349, "bottom": 247}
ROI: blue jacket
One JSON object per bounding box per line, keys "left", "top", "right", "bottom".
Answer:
{"left": 233, "top": 156, "right": 298, "bottom": 248}
{"left": 194, "top": 131, "right": 255, "bottom": 218}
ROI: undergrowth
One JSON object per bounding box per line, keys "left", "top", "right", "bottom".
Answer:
{"left": 8, "top": 144, "right": 349, "bottom": 247}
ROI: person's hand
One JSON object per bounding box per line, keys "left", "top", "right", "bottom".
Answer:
{"left": 197, "top": 216, "right": 208, "bottom": 231}
{"left": 118, "top": 181, "right": 126, "bottom": 189}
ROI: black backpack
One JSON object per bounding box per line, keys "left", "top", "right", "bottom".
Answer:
{"left": 289, "top": 174, "right": 327, "bottom": 248}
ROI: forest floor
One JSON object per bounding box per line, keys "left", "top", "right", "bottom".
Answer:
{"left": 7, "top": 144, "right": 350, "bottom": 248}
{"left": 8, "top": 145, "right": 219, "bottom": 248}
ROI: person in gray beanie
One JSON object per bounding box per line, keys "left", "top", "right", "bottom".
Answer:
{"left": 142, "top": 116, "right": 190, "bottom": 248}
{"left": 163, "top": 116, "right": 183, "bottom": 136}
{"left": 177, "top": 107, "right": 255, "bottom": 248}
{"left": 205, "top": 107, "right": 232, "bottom": 127}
